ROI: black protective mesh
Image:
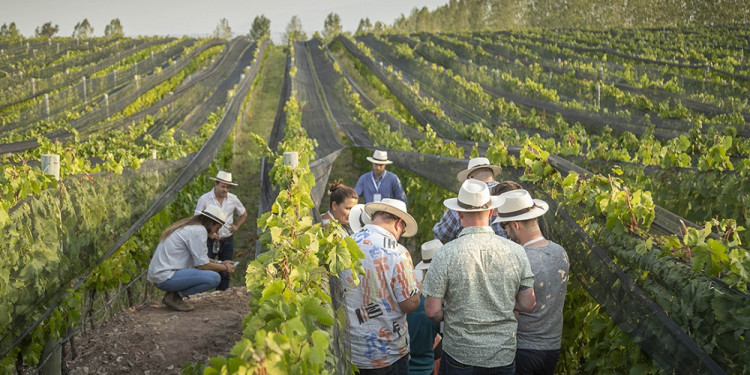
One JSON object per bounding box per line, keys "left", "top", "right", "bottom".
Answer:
{"left": 1, "top": 38, "right": 189, "bottom": 128}
{"left": 0, "top": 37, "right": 264, "bottom": 361}
{"left": 0, "top": 39, "right": 226, "bottom": 154}
{"left": 284, "top": 37, "right": 750, "bottom": 373}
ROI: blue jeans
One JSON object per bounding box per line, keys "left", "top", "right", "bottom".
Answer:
{"left": 357, "top": 354, "right": 409, "bottom": 374}
{"left": 439, "top": 352, "right": 515, "bottom": 375}
{"left": 515, "top": 348, "right": 559, "bottom": 375}
{"left": 207, "top": 236, "right": 234, "bottom": 290}
{"left": 155, "top": 268, "right": 220, "bottom": 297}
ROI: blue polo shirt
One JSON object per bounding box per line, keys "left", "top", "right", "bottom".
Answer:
{"left": 354, "top": 170, "right": 408, "bottom": 204}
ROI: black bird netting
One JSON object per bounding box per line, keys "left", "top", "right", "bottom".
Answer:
{"left": 277, "top": 36, "right": 749, "bottom": 374}
{"left": 0, "top": 37, "right": 265, "bottom": 362}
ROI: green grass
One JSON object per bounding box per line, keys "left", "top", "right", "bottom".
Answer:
{"left": 228, "top": 44, "right": 286, "bottom": 286}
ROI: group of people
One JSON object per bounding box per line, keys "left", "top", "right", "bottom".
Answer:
{"left": 147, "top": 171, "right": 247, "bottom": 311}
{"left": 145, "top": 149, "right": 570, "bottom": 374}
{"left": 334, "top": 151, "right": 570, "bottom": 375}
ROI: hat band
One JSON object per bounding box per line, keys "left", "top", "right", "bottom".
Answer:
{"left": 498, "top": 204, "right": 539, "bottom": 218}
{"left": 373, "top": 157, "right": 388, "bottom": 161}
{"left": 457, "top": 200, "right": 491, "bottom": 210}
{"left": 202, "top": 212, "right": 225, "bottom": 225}
{"left": 422, "top": 258, "right": 432, "bottom": 264}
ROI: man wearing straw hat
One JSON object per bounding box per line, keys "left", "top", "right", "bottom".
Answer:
{"left": 354, "top": 150, "right": 408, "bottom": 204}
{"left": 195, "top": 171, "right": 247, "bottom": 290}
{"left": 493, "top": 190, "right": 569, "bottom": 375}
{"left": 340, "top": 198, "right": 421, "bottom": 373}
{"left": 422, "top": 179, "right": 536, "bottom": 374}
{"left": 432, "top": 157, "right": 520, "bottom": 243}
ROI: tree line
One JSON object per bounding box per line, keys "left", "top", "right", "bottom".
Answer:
{"left": 375, "top": 0, "right": 750, "bottom": 33}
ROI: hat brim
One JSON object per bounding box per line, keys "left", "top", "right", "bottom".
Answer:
{"left": 366, "top": 157, "right": 393, "bottom": 165}
{"left": 210, "top": 177, "right": 238, "bottom": 186}
{"left": 348, "top": 204, "right": 371, "bottom": 233}
{"left": 444, "top": 196, "right": 504, "bottom": 213}
{"left": 456, "top": 165, "right": 503, "bottom": 182}
{"left": 415, "top": 261, "right": 430, "bottom": 271}
{"left": 492, "top": 199, "right": 549, "bottom": 224}
{"left": 364, "top": 202, "right": 418, "bottom": 237}
{"left": 200, "top": 211, "right": 226, "bottom": 226}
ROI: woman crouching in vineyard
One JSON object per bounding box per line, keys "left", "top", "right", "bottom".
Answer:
{"left": 320, "top": 180, "right": 359, "bottom": 236}
{"left": 147, "top": 205, "right": 237, "bottom": 311}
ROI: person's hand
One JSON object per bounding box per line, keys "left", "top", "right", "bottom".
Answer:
{"left": 229, "top": 224, "right": 239, "bottom": 233}
{"left": 210, "top": 232, "right": 220, "bottom": 240}
{"left": 222, "top": 260, "right": 237, "bottom": 274}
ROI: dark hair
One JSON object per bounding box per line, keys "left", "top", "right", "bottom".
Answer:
{"left": 328, "top": 179, "right": 358, "bottom": 209}
{"left": 372, "top": 211, "right": 400, "bottom": 222}
{"left": 160, "top": 214, "right": 217, "bottom": 242}
{"left": 491, "top": 180, "right": 522, "bottom": 196}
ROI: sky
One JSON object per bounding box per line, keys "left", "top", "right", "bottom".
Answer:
{"left": 1, "top": 0, "right": 445, "bottom": 42}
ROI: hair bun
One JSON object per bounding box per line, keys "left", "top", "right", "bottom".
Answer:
{"left": 328, "top": 179, "right": 344, "bottom": 194}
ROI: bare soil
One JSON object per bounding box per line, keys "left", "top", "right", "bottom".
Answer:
{"left": 64, "top": 287, "right": 250, "bottom": 375}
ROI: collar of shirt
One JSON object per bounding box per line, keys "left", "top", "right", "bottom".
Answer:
{"left": 458, "top": 226, "right": 495, "bottom": 237}
{"left": 372, "top": 170, "right": 387, "bottom": 181}
{"left": 363, "top": 223, "right": 397, "bottom": 242}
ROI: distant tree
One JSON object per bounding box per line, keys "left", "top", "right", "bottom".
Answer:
{"left": 104, "top": 18, "right": 124, "bottom": 38}
{"left": 249, "top": 15, "right": 270, "bottom": 42}
{"left": 213, "top": 18, "right": 232, "bottom": 40}
{"left": 35, "top": 22, "right": 59, "bottom": 38}
{"left": 356, "top": 18, "right": 372, "bottom": 35}
{"left": 282, "top": 15, "right": 307, "bottom": 45}
{"left": 373, "top": 21, "right": 385, "bottom": 34}
{"left": 1, "top": 22, "right": 22, "bottom": 39}
{"left": 72, "top": 18, "right": 94, "bottom": 39}
{"left": 323, "top": 12, "right": 342, "bottom": 40}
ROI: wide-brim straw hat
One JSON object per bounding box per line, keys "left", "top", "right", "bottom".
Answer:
{"left": 210, "top": 171, "right": 238, "bottom": 186}
{"left": 200, "top": 204, "right": 228, "bottom": 225}
{"left": 348, "top": 204, "right": 371, "bottom": 233}
{"left": 456, "top": 157, "right": 503, "bottom": 182}
{"left": 444, "top": 179, "right": 504, "bottom": 213}
{"left": 492, "top": 189, "right": 549, "bottom": 224}
{"left": 415, "top": 239, "right": 443, "bottom": 271}
{"left": 366, "top": 150, "right": 393, "bottom": 165}
{"left": 364, "top": 198, "right": 418, "bottom": 237}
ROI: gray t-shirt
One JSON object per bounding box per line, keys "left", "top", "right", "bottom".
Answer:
{"left": 147, "top": 225, "right": 211, "bottom": 284}
{"left": 422, "top": 226, "right": 534, "bottom": 367}
{"left": 517, "top": 241, "right": 569, "bottom": 350}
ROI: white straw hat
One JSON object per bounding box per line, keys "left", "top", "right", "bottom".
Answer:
{"left": 415, "top": 239, "right": 443, "bottom": 271}
{"left": 200, "top": 204, "right": 228, "bottom": 225}
{"left": 364, "top": 198, "right": 418, "bottom": 237}
{"left": 366, "top": 150, "right": 393, "bottom": 165}
{"left": 348, "top": 204, "right": 371, "bottom": 233}
{"left": 210, "top": 171, "right": 238, "bottom": 186}
{"left": 444, "top": 179, "right": 504, "bottom": 213}
{"left": 492, "top": 189, "right": 549, "bottom": 224}
{"left": 456, "top": 157, "right": 503, "bottom": 182}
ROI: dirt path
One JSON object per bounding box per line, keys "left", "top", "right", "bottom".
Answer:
{"left": 64, "top": 287, "right": 250, "bottom": 374}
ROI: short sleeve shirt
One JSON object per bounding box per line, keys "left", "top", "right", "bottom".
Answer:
{"left": 340, "top": 224, "right": 419, "bottom": 369}
{"left": 354, "top": 170, "right": 408, "bottom": 204}
{"left": 195, "top": 190, "right": 246, "bottom": 238}
{"left": 517, "top": 241, "right": 569, "bottom": 350}
{"left": 422, "top": 226, "right": 534, "bottom": 367}
{"left": 147, "top": 225, "right": 211, "bottom": 284}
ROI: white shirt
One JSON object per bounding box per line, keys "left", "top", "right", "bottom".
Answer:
{"left": 147, "top": 225, "right": 211, "bottom": 284}
{"left": 195, "top": 190, "right": 246, "bottom": 238}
